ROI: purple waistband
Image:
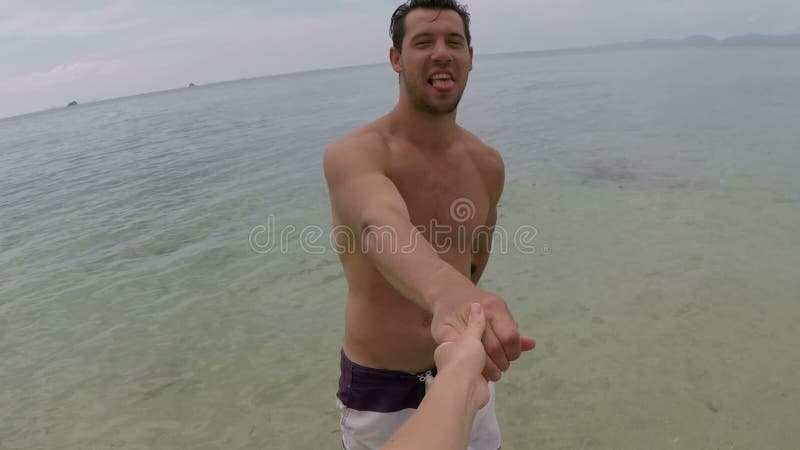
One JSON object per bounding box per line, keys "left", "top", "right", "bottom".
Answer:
{"left": 337, "top": 350, "right": 437, "bottom": 413}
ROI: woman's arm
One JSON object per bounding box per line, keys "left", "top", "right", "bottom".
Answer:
{"left": 382, "top": 303, "right": 490, "bottom": 450}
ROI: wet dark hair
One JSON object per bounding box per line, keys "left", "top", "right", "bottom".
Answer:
{"left": 390, "top": 0, "right": 472, "bottom": 51}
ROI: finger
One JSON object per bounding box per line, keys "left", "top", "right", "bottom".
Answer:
{"left": 489, "top": 313, "right": 522, "bottom": 362}
{"left": 482, "top": 296, "right": 522, "bottom": 362}
{"left": 483, "top": 323, "right": 510, "bottom": 373}
{"left": 482, "top": 361, "right": 502, "bottom": 382}
{"left": 465, "top": 302, "right": 486, "bottom": 340}
{"left": 521, "top": 336, "right": 536, "bottom": 352}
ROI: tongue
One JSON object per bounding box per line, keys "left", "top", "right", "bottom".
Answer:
{"left": 432, "top": 79, "right": 454, "bottom": 91}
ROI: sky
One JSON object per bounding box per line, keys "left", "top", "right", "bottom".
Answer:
{"left": 1, "top": 0, "right": 798, "bottom": 119}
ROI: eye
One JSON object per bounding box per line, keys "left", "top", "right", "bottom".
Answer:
{"left": 415, "top": 40, "right": 432, "bottom": 48}
{"left": 448, "top": 40, "right": 463, "bottom": 48}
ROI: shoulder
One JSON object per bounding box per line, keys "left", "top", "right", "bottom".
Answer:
{"left": 323, "top": 125, "right": 391, "bottom": 181}
{"left": 324, "top": 125, "right": 389, "bottom": 161}
{"left": 461, "top": 130, "right": 505, "bottom": 201}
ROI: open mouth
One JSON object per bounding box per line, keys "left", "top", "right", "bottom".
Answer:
{"left": 428, "top": 73, "right": 455, "bottom": 91}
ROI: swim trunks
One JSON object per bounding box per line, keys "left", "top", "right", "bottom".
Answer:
{"left": 336, "top": 350, "right": 501, "bottom": 450}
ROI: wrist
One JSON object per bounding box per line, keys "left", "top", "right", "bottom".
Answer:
{"left": 435, "top": 367, "right": 487, "bottom": 412}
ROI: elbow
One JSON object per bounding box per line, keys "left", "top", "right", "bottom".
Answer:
{"left": 358, "top": 207, "right": 380, "bottom": 235}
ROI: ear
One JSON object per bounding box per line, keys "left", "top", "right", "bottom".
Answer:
{"left": 390, "top": 46, "right": 403, "bottom": 73}
{"left": 468, "top": 46, "right": 474, "bottom": 72}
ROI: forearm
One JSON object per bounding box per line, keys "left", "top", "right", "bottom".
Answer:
{"left": 361, "top": 209, "right": 474, "bottom": 312}
{"left": 382, "top": 369, "right": 481, "bottom": 450}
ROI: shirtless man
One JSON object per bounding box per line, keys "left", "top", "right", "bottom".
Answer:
{"left": 323, "top": 2, "right": 535, "bottom": 449}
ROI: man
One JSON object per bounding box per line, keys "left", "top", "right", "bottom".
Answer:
{"left": 323, "top": 1, "right": 535, "bottom": 449}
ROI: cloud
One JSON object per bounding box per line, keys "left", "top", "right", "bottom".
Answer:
{"left": 0, "top": 59, "right": 122, "bottom": 93}
{"left": 0, "top": 6, "right": 391, "bottom": 118}
{"left": 2, "top": 0, "right": 800, "bottom": 118}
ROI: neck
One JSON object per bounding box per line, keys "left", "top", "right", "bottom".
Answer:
{"left": 388, "top": 94, "right": 459, "bottom": 149}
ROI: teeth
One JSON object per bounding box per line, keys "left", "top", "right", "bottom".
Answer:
{"left": 431, "top": 74, "right": 452, "bottom": 80}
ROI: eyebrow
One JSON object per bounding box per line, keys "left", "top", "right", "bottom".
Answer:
{"left": 410, "top": 33, "right": 434, "bottom": 41}
{"left": 410, "top": 32, "right": 466, "bottom": 42}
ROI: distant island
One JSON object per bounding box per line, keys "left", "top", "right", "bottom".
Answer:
{"left": 595, "top": 33, "right": 800, "bottom": 50}
{"left": 188, "top": 83, "right": 196, "bottom": 88}
{"left": 67, "top": 100, "right": 78, "bottom": 107}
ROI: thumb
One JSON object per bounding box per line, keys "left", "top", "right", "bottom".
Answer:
{"left": 465, "top": 302, "right": 486, "bottom": 339}
{"left": 521, "top": 335, "right": 536, "bottom": 351}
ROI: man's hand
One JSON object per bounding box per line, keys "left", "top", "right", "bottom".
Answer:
{"left": 431, "top": 290, "right": 536, "bottom": 382}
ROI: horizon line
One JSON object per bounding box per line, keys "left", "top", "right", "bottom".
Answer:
{"left": 3, "top": 33, "right": 799, "bottom": 122}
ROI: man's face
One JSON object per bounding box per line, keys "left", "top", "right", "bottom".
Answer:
{"left": 391, "top": 9, "right": 474, "bottom": 115}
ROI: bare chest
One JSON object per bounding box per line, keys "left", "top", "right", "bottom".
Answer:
{"left": 388, "top": 151, "right": 490, "bottom": 254}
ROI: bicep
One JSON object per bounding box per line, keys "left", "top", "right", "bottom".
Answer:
{"left": 323, "top": 143, "right": 409, "bottom": 233}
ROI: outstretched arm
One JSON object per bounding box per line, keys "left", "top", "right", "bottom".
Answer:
{"left": 324, "top": 136, "right": 534, "bottom": 381}
{"left": 324, "top": 135, "right": 473, "bottom": 311}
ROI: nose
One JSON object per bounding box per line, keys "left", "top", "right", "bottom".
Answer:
{"left": 431, "top": 40, "right": 453, "bottom": 64}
